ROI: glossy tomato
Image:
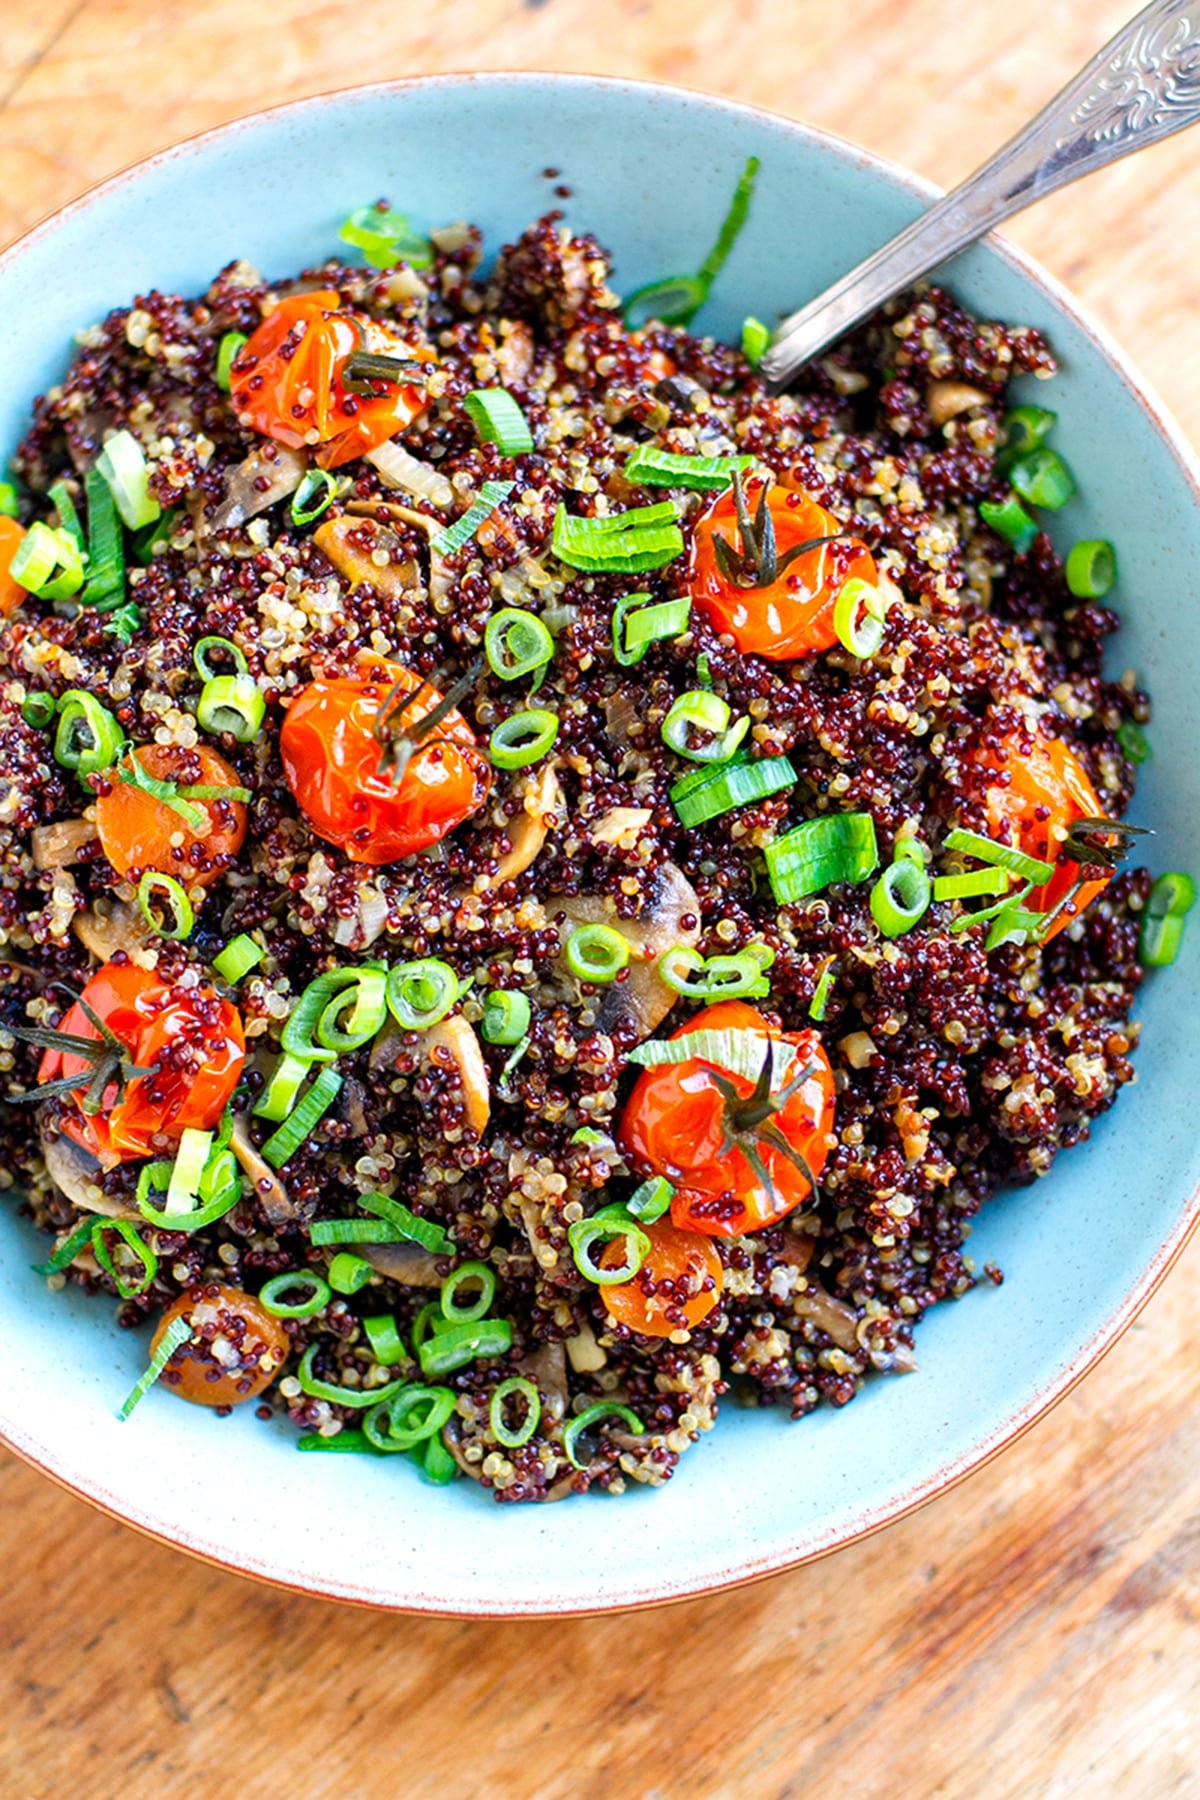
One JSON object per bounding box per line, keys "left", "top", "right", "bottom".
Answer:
{"left": 39, "top": 960, "right": 245, "bottom": 1165}
{"left": 689, "top": 479, "right": 877, "bottom": 660}
{"left": 618, "top": 999, "right": 836, "bottom": 1238}
{"left": 229, "top": 291, "right": 430, "bottom": 469}
{"left": 94, "top": 744, "right": 248, "bottom": 886}
{"left": 280, "top": 658, "right": 490, "bottom": 865}
{"left": 0, "top": 517, "right": 27, "bottom": 616}
{"left": 601, "top": 1219, "right": 723, "bottom": 1338}
{"left": 981, "top": 732, "right": 1110, "bottom": 941}
{"left": 151, "top": 1284, "right": 289, "bottom": 1407}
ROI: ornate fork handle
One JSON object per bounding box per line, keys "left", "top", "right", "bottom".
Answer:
{"left": 762, "top": 0, "right": 1200, "bottom": 387}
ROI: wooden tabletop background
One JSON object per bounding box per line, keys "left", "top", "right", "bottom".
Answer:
{"left": 1, "top": 3, "right": 1198, "bottom": 1796}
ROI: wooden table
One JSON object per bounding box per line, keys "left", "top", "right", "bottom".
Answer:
{"left": 2, "top": 5, "right": 1197, "bottom": 1795}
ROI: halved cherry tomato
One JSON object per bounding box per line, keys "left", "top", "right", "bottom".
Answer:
{"left": 0, "top": 516, "right": 27, "bottom": 616}
{"left": 94, "top": 744, "right": 248, "bottom": 886}
{"left": 618, "top": 999, "right": 836, "bottom": 1238}
{"left": 38, "top": 959, "right": 245, "bottom": 1165}
{"left": 280, "top": 658, "right": 490, "bottom": 865}
{"left": 601, "top": 1218, "right": 723, "bottom": 1337}
{"left": 689, "top": 479, "right": 876, "bottom": 660}
{"left": 980, "top": 732, "right": 1109, "bottom": 941}
{"left": 228, "top": 291, "right": 430, "bottom": 469}
{"left": 152, "top": 1283, "right": 289, "bottom": 1407}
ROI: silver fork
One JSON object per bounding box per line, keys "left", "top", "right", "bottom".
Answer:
{"left": 762, "top": 0, "right": 1200, "bottom": 388}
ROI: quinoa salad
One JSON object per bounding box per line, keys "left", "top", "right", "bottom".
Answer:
{"left": 0, "top": 165, "right": 1190, "bottom": 1501}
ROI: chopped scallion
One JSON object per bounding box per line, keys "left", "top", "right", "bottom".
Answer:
{"left": 481, "top": 989, "right": 532, "bottom": 1046}
{"left": 260, "top": 1270, "right": 332, "bottom": 1317}
{"left": 484, "top": 609, "right": 554, "bottom": 684}
{"left": 463, "top": 388, "right": 534, "bottom": 455}
{"left": 118, "top": 1315, "right": 191, "bottom": 1421}
{"left": 1065, "top": 538, "right": 1116, "bottom": 599}
{"left": 96, "top": 430, "right": 161, "bottom": 531}
{"left": 564, "top": 923, "right": 630, "bottom": 984}
{"left": 137, "top": 871, "right": 194, "bottom": 941}
{"left": 623, "top": 446, "right": 756, "bottom": 491}
{"left": 260, "top": 1066, "right": 343, "bottom": 1167}
{"left": 430, "top": 478, "right": 514, "bottom": 557}
{"left": 671, "top": 751, "right": 796, "bottom": 829}
{"left": 563, "top": 1401, "right": 644, "bottom": 1469}
{"left": 213, "top": 933, "right": 265, "bottom": 983}
{"left": 763, "top": 813, "right": 879, "bottom": 904}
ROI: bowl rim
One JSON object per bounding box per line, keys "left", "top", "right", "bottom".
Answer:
{"left": 1, "top": 69, "right": 1197, "bottom": 1618}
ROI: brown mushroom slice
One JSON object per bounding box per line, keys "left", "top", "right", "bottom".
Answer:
{"left": 420, "top": 1015, "right": 490, "bottom": 1137}
{"left": 564, "top": 1318, "right": 607, "bottom": 1374}
{"left": 517, "top": 1340, "right": 568, "bottom": 1422}
{"left": 344, "top": 497, "right": 441, "bottom": 540}
{"left": 482, "top": 761, "right": 565, "bottom": 890}
{"left": 209, "top": 444, "right": 306, "bottom": 532}
{"left": 793, "top": 1282, "right": 859, "bottom": 1351}
{"left": 229, "top": 1113, "right": 295, "bottom": 1226}
{"left": 31, "top": 819, "right": 97, "bottom": 871}
{"left": 36, "top": 1110, "right": 134, "bottom": 1218}
{"left": 72, "top": 898, "right": 153, "bottom": 962}
{"left": 590, "top": 806, "right": 652, "bottom": 848}
{"left": 312, "top": 513, "right": 418, "bottom": 597}
{"left": 926, "top": 379, "right": 991, "bottom": 426}
{"left": 359, "top": 1240, "right": 444, "bottom": 1287}
{"left": 551, "top": 859, "right": 701, "bottom": 1039}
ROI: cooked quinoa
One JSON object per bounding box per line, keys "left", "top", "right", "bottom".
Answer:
{"left": 0, "top": 204, "right": 1152, "bottom": 1501}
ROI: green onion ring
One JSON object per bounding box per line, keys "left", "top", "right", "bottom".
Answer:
{"left": 295, "top": 1344, "right": 409, "bottom": 1410}
{"left": 91, "top": 1219, "right": 158, "bottom": 1299}
{"left": 439, "top": 1260, "right": 497, "bottom": 1324}
{"left": 489, "top": 708, "right": 559, "bottom": 769}
{"left": 484, "top": 607, "right": 554, "bottom": 683}
{"left": 416, "top": 1318, "right": 513, "bottom": 1376}
{"left": 327, "top": 1252, "right": 373, "bottom": 1296}
{"left": 259, "top": 1271, "right": 332, "bottom": 1318}
{"left": 196, "top": 674, "right": 266, "bottom": 742}
{"left": 363, "top": 1315, "right": 407, "bottom": 1366}
{"left": 870, "top": 857, "right": 931, "bottom": 938}
{"left": 563, "top": 1401, "right": 645, "bottom": 1470}
{"left": 481, "top": 989, "right": 532, "bottom": 1046}
{"left": 626, "top": 1177, "right": 673, "bottom": 1223}
{"left": 564, "top": 923, "right": 630, "bottom": 984}
{"left": 137, "top": 871, "right": 194, "bottom": 941}
{"left": 385, "top": 958, "right": 464, "bottom": 1031}
{"left": 568, "top": 1206, "right": 650, "bottom": 1285}
{"left": 661, "top": 689, "right": 749, "bottom": 764}
{"left": 489, "top": 1376, "right": 541, "bottom": 1448}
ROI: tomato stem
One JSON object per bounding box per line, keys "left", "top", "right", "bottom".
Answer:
{"left": 706, "top": 1038, "right": 822, "bottom": 1213}
{"left": 711, "top": 470, "right": 854, "bottom": 590}
{"left": 6, "top": 981, "right": 160, "bottom": 1111}
{"left": 372, "top": 656, "right": 483, "bottom": 787}
{"left": 1059, "top": 814, "right": 1151, "bottom": 871}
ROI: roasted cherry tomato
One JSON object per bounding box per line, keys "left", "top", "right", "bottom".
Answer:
{"left": 0, "top": 516, "right": 27, "bottom": 616}
{"left": 229, "top": 290, "right": 430, "bottom": 469}
{"left": 280, "top": 658, "right": 490, "bottom": 865}
{"left": 689, "top": 479, "right": 876, "bottom": 660}
{"left": 981, "top": 732, "right": 1110, "bottom": 941}
{"left": 94, "top": 743, "right": 248, "bottom": 886}
{"left": 618, "top": 999, "right": 836, "bottom": 1238}
{"left": 38, "top": 960, "right": 245, "bottom": 1165}
{"left": 151, "top": 1283, "right": 289, "bottom": 1407}
{"left": 601, "top": 1218, "right": 723, "bottom": 1337}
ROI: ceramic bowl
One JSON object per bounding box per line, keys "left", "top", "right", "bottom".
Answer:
{"left": 1, "top": 74, "right": 1197, "bottom": 1617}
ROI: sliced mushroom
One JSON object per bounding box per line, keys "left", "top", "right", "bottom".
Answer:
{"left": 551, "top": 859, "right": 701, "bottom": 1039}
{"left": 344, "top": 497, "right": 441, "bottom": 541}
{"left": 72, "top": 898, "right": 152, "bottom": 962}
{"left": 312, "top": 514, "right": 418, "bottom": 597}
{"left": 209, "top": 444, "right": 306, "bottom": 533}
{"left": 360, "top": 1240, "right": 444, "bottom": 1286}
{"left": 927, "top": 380, "right": 991, "bottom": 426}
{"left": 564, "top": 1318, "right": 607, "bottom": 1374}
{"left": 229, "top": 1113, "right": 295, "bottom": 1226}
{"left": 517, "top": 1340, "right": 568, "bottom": 1422}
{"left": 37, "top": 1110, "right": 133, "bottom": 1217}
{"left": 778, "top": 1231, "right": 815, "bottom": 1276}
{"left": 31, "top": 819, "right": 97, "bottom": 871}
{"left": 589, "top": 806, "right": 651, "bottom": 849}
{"left": 420, "top": 1015, "right": 490, "bottom": 1137}
{"left": 482, "top": 761, "right": 565, "bottom": 890}
{"left": 793, "top": 1282, "right": 859, "bottom": 1351}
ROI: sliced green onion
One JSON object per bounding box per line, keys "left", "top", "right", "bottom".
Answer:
{"left": 385, "top": 958, "right": 464, "bottom": 1031}
{"left": 1000, "top": 405, "right": 1056, "bottom": 461}
{"left": 833, "top": 577, "right": 887, "bottom": 658}
{"left": 197, "top": 676, "right": 264, "bottom": 741}
{"left": 309, "top": 1219, "right": 411, "bottom": 1246}
{"left": 295, "top": 1343, "right": 407, "bottom": 1410}
{"left": 417, "top": 1318, "right": 513, "bottom": 1376}
{"left": 627, "top": 1025, "right": 804, "bottom": 1082}
{"left": 49, "top": 479, "right": 85, "bottom": 550}
{"left": 193, "top": 635, "right": 248, "bottom": 680}
{"left": 439, "top": 1261, "right": 497, "bottom": 1323}
{"left": 947, "top": 879, "right": 1034, "bottom": 936}
{"left": 290, "top": 468, "right": 338, "bottom": 527}
{"left": 497, "top": 1033, "right": 530, "bottom": 1096}
{"left": 932, "top": 867, "right": 1011, "bottom": 901}
{"left": 53, "top": 691, "right": 125, "bottom": 783}
{"left": 1065, "top": 539, "right": 1116, "bottom": 599}
{"left": 0, "top": 481, "right": 19, "bottom": 518}
{"left": 481, "top": 989, "right": 531, "bottom": 1046}
{"left": 623, "top": 274, "right": 708, "bottom": 329}
{"left": 552, "top": 501, "right": 684, "bottom": 574}
{"left": 870, "top": 858, "right": 931, "bottom": 937}
{"left": 137, "top": 871, "right": 194, "bottom": 941}
{"left": 1140, "top": 871, "right": 1196, "bottom": 968}
{"left": 416, "top": 1432, "right": 459, "bottom": 1485}
{"left": 280, "top": 969, "right": 358, "bottom": 1063}
{"left": 809, "top": 962, "right": 835, "bottom": 1022}
{"left": 763, "top": 812, "right": 879, "bottom": 903}
{"left": 297, "top": 1430, "right": 373, "bottom": 1453}
{"left": 623, "top": 446, "right": 756, "bottom": 492}
{"left": 979, "top": 495, "right": 1038, "bottom": 553}
{"left": 339, "top": 204, "right": 434, "bottom": 270}
{"left": 32, "top": 1215, "right": 100, "bottom": 1277}
{"left": 10, "top": 522, "right": 86, "bottom": 600}
{"left": 942, "top": 827, "right": 1054, "bottom": 886}
{"left": 81, "top": 465, "right": 125, "bottom": 606}
{"left": 565, "top": 923, "right": 630, "bottom": 984}
{"left": 627, "top": 1177, "right": 673, "bottom": 1223}
{"left": 661, "top": 689, "right": 749, "bottom": 764}
{"left": 215, "top": 331, "right": 248, "bottom": 391}
{"left": 612, "top": 591, "right": 691, "bottom": 666}
{"left": 696, "top": 155, "right": 759, "bottom": 295}
{"left": 213, "top": 933, "right": 264, "bottom": 983}
{"left": 260, "top": 1270, "right": 332, "bottom": 1318}
{"left": 657, "top": 946, "right": 771, "bottom": 1001}
{"left": 253, "top": 1052, "right": 312, "bottom": 1123}
{"left": 135, "top": 1146, "right": 242, "bottom": 1233}
{"left": 115, "top": 755, "right": 204, "bottom": 830}
{"left": 328, "top": 1252, "right": 373, "bottom": 1296}
{"left": 741, "top": 316, "right": 770, "bottom": 365}
{"left": 363, "top": 1315, "right": 407, "bottom": 1365}
{"left": 21, "top": 692, "right": 56, "bottom": 730}
{"left": 411, "top": 1301, "right": 441, "bottom": 1352}
{"left": 118, "top": 1314, "right": 191, "bottom": 1421}
{"left": 132, "top": 507, "right": 177, "bottom": 565}
{"left": 165, "top": 1127, "right": 213, "bottom": 1214}
{"left": 571, "top": 1127, "right": 609, "bottom": 1147}
{"left": 318, "top": 967, "right": 388, "bottom": 1052}
{"left": 490, "top": 1376, "right": 541, "bottom": 1448}
{"left": 359, "top": 1191, "right": 455, "bottom": 1254}
{"left": 568, "top": 1205, "right": 650, "bottom": 1284}
{"left": 484, "top": 607, "right": 554, "bottom": 682}
{"left": 96, "top": 430, "right": 161, "bottom": 531}
{"left": 489, "top": 708, "right": 558, "bottom": 768}
{"left": 1009, "top": 448, "right": 1075, "bottom": 511}
{"left": 430, "top": 478, "right": 514, "bottom": 557}
{"left": 671, "top": 750, "right": 796, "bottom": 829}
{"left": 92, "top": 1219, "right": 157, "bottom": 1299}
{"left": 366, "top": 1385, "right": 456, "bottom": 1453}
{"left": 563, "top": 1401, "right": 644, "bottom": 1469}
{"left": 260, "top": 1066, "right": 343, "bottom": 1168}
{"left": 1118, "top": 719, "right": 1150, "bottom": 764}
{"left": 463, "top": 388, "right": 534, "bottom": 456}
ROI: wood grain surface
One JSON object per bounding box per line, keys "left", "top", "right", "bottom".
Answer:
{"left": 1, "top": 4, "right": 1198, "bottom": 1797}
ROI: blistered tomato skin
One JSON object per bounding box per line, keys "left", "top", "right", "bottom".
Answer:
{"left": 688, "top": 481, "right": 877, "bottom": 660}
{"left": 37, "top": 961, "right": 245, "bottom": 1165}
{"left": 279, "top": 660, "right": 490, "bottom": 865}
{"left": 982, "top": 733, "right": 1110, "bottom": 940}
{"left": 601, "top": 1219, "right": 723, "bottom": 1338}
{"left": 151, "top": 1284, "right": 290, "bottom": 1408}
{"left": 618, "top": 1000, "right": 836, "bottom": 1239}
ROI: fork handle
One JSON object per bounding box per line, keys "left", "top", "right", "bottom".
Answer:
{"left": 762, "top": 0, "right": 1200, "bottom": 386}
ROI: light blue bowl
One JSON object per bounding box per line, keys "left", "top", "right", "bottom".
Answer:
{"left": 1, "top": 75, "right": 1197, "bottom": 1615}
